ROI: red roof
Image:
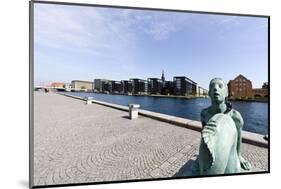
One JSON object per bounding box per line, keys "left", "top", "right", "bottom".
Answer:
{"left": 50, "top": 82, "right": 65, "bottom": 87}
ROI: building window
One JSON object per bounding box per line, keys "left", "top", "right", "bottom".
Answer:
{"left": 175, "top": 79, "right": 181, "bottom": 89}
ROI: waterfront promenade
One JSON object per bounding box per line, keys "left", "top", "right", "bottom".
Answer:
{"left": 33, "top": 92, "right": 268, "bottom": 186}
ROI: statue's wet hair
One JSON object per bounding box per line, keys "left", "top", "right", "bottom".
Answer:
{"left": 209, "top": 78, "right": 232, "bottom": 114}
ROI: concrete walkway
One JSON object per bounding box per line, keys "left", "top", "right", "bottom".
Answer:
{"left": 33, "top": 92, "right": 268, "bottom": 186}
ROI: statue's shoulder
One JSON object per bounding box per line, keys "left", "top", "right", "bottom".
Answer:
{"left": 229, "top": 109, "right": 244, "bottom": 125}
{"left": 201, "top": 107, "right": 212, "bottom": 125}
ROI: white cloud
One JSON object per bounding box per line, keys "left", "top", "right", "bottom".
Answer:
{"left": 124, "top": 10, "right": 191, "bottom": 40}
{"left": 34, "top": 4, "right": 138, "bottom": 66}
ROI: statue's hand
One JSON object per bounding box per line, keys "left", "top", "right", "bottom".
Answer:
{"left": 239, "top": 156, "right": 252, "bottom": 170}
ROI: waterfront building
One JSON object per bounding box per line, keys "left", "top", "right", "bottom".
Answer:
{"left": 102, "top": 80, "right": 111, "bottom": 93}
{"left": 202, "top": 87, "right": 208, "bottom": 96}
{"left": 228, "top": 74, "right": 253, "bottom": 99}
{"left": 94, "top": 79, "right": 109, "bottom": 92}
{"left": 121, "top": 80, "right": 133, "bottom": 94}
{"left": 49, "top": 82, "right": 66, "bottom": 92}
{"left": 197, "top": 86, "right": 208, "bottom": 96}
{"left": 252, "top": 82, "right": 268, "bottom": 98}
{"left": 50, "top": 82, "right": 65, "bottom": 89}
{"left": 71, "top": 80, "right": 94, "bottom": 92}
{"left": 139, "top": 80, "right": 148, "bottom": 95}
{"left": 173, "top": 76, "right": 197, "bottom": 96}
{"left": 130, "top": 78, "right": 148, "bottom": 95}
{"left": 161, "top": 80, "right": 174, "bottom": 95}
{"left": 111, "top": 81, "right": 122, "bottom": 94}
{"left": 147, "top": 78, "right": 163, "bottom": 94}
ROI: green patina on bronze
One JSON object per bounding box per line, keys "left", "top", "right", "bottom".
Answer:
{"left": 198, "top": 78, "right": 252, "bottom": 175}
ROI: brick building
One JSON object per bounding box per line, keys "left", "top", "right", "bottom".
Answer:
{"left": 228, "top": 74, "right": 253, "bottom": 99}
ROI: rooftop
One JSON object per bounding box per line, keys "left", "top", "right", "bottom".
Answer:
{"left": 71, "top": 80, "right": 94, "bottom": 83}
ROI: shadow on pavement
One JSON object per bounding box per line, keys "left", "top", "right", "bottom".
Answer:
{"left": 122, "top": 115, "right": 131, "bottom": 119}
{"left": 173, "top": 157, "right": 200, "bottom": 177}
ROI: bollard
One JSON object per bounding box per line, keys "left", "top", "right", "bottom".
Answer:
{"left": 129, "top": 104, "right": 140, "bottom": 120}
{"left": 85, "top": 96, "right": 93, "bottom": 104}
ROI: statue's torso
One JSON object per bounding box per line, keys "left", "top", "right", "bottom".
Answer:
{"left": 199, "top": 113, "right": 241, "bottom": 174}
{"left": 201, "top": 107, "right": 243, "bottom": 130}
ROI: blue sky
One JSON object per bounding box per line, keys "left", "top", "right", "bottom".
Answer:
{"left": 34, "top": 3, "right": 268, "bottom": 89}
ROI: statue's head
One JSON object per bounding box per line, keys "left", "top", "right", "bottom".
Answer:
{"left": 208, "top": 78, "right": 228, "bottom": 104}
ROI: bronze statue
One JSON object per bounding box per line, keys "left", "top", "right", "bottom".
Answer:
{"left": 199, "top": 78, "right": 251, "bottom": 174}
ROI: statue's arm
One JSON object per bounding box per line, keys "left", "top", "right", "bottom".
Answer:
{"left": 232, "top": 110, "right": 243, "bottom": 155}
{"left": 232, "top": 110, "right": 251, "bottom": 170}
{"left": 199, "top": 117, "right": 233, "bottom": 175}
{"left": 232, "top": 110, "right": 244, "bottom": 129}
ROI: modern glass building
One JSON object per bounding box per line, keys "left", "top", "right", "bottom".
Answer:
{"left": 173, "top": 76, "right": 197, "bottom": 96}
{"left": 130, "top": 78, "right": 148, "bottom": 95}
{"left": 147, "top": 78, "right": 163, "bottom": 94}
{"left": 121, "top": 80, "right": 133, "bottom": 95}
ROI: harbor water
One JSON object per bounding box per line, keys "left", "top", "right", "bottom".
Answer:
{"left": 60, "top": 92, "right": 268, "bottom": 135}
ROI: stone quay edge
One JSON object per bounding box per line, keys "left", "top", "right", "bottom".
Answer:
{"left": 58, "top": 92, "right": 268, "bottom": 148}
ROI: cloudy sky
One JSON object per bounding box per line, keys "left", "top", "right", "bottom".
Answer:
{"left": 34, "top": 3, "right": 268, "bottom": 89}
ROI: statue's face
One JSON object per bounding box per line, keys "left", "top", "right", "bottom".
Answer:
{"left": 209, "top": 78, "right": 228, "bottom": 104}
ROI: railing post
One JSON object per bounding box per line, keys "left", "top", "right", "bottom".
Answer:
{"left": 129, "top": 104, "right": 140, "bottom": 119}
{"left": 85, "top": 97, "right": 93, "bottom": 104}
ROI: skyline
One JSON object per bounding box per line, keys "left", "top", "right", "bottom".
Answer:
{"left": 34, "top": 3, "right": 268, "bottom": 89}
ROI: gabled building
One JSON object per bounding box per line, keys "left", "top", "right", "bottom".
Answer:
{"left": 228, "top": 74, "right": 253, "bottom": 99}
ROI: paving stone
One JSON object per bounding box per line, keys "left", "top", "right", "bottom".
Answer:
{"left": 159, "top": 161, "right": 171, "bottom": 170}
{"left": 167, "top": 156, "right": 178, "bottom": 164}
{"left": 149, "top": 168, "right": 164, "bottom": 178}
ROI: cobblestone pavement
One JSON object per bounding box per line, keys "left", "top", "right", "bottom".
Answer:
{"left": 33, "top": 92, "right": 268, "bottom": 186}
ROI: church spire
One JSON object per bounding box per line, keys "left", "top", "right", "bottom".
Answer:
{"left": 161, "top": 69, "right": 165, "bottom": 82}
